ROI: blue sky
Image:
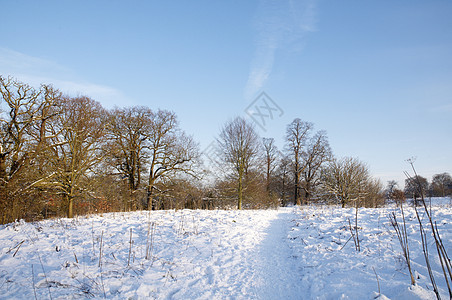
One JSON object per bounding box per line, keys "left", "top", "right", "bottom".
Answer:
{"left": 1, "top": 0, "right": 451, "bottom": 187}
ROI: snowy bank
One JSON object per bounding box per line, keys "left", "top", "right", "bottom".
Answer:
{"left": 0, "top": 200, "right": 451, "bottom": 299}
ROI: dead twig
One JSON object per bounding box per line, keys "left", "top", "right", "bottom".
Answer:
{"left": 127, "top": 228, "right": 133, "bottom": 267}
{"left": 6, "top": 240, "right": 25, "bottom": 257}
{"left": 406, "top": 161, "right": 452, "bottom": 299}
{"left": 31, "top": 264, "right": 38, "bottom": 300}
{"left": 347, "top": 218, "right": 359, "bottom": 252}
{"left": 372, "top": 267, "right": 381, "bottom": 297}
{"left": 98, "top": 231, "right": 103, "bottom": 268}
{"left": 340, "top": 235, "right": 354, "bottom": 251}
{"left": 389, "top": 205, "right": 415, "bottom": 285}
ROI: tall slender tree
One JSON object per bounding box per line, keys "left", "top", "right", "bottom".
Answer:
{"left": 285, "top": 118, "right": 312, "bottom": 205}
{"left": 218, "top": 117, "right": 260, "bottom": 209}
{"left": 275, "top": 154, "right": 292, "bottom": 206}
{"left": 262, "top": 137, "right": 279, "bottom": 193}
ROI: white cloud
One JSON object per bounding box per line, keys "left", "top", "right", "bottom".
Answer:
{"left": 244, "top": 0, "right": 318, "bottom": 100}
{"left": 245, "top": 47, "right": 275, "bottom": 101}
{"left": 0, "top": 47, "right": 71, "bottom": 78}
{"left": 0, "top": 47, "right": 129, "bottom": 107}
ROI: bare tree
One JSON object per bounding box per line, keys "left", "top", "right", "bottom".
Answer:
{"left": 146, "top": 110, "right": 200, "bottom": 210}
{"left": 106, "top": 106, "right": 152, "bottom": 209}
{"left": 364, "top": 178, "right": 385, "bottom": 208}
{"left": 301, "top": 130, "right": 332, "bottom": 203}
{"left": 149, "top": 178, "right": 203, "bottom": 210}
{"left": 406, "top": 161, "right": 452, "bottom": 299}
{"left": 262, "top": 137, "right": 279, "bottom": 192}
{"left": 43, "top": 96, "right": 107, "bottom": 218}
{"left": 0, "top": 76, "right": 61, "bottom": 223}
{"left": 275, "top": 155, "right": 292, "bottom": 206}
{"left": 285, "top": 118, "right": 313, "bottom": 205}
{"left": 321, "top": 157, "right": 371, "bottom": 208}
{"left": 321, "top": 157, "right": 383, "bottom": 254}
{"left": 386, "top": 180, "right": 398, "bottom": 201}
{"left": 431, "top": 172, "right": 452, "bottom": 197}
{"left": 404, "top": 175, "right": 428, "bottom": 203}
{"left": 217, "top": 117, "right": 260, "bottom": 209}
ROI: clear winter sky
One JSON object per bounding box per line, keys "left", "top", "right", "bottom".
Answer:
{"left": 1, "top": 0, "right": 451, "bottom": 187}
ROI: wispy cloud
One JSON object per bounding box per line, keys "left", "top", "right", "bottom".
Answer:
{"left": 0, "top": 47, "right": 70, "bottom": 75}
{"left": 0, "top": 47, "right": 129, "bottom": 107}
{"left": 244, "top": 0, "right": 318, "bottom": 100}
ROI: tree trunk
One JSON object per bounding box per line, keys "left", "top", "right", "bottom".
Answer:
{"left": 294, "top": 181, "right": 301, "bottom": 205}
{"left": 67, "top": 195, "right": 74, "bottom": 218}
{"left": 266, "top": 161, "right": 270, "bottom": 192}
{"left": 303, "top": 180, "right": 312, "bottom": 204}
{"left": 294, "top": 160, "right": 301, "bottom": 205}
{"left": 0, "top": 155, "right": 6, "bottom": 180}
{"left": 282, "top": 176, "right": 286, "bottom": 207}
{"left": 147, "top": 185, "right": 154, "bottom": 210}
{"left": 238, "top": 170, "right": 243, "bottom": 210}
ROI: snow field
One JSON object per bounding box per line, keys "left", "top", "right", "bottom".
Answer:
{"left": 289, "top": 203, "right": 452, "bottom": 299}
{"left": 0, "top": 199, "right": 451, "bottom": 299}
{"left": 0, "top": 209, "right": 295, "bottom": 299}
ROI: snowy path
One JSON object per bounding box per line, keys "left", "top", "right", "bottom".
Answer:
{"left": 143, "top": 207, "right": 302, "bottom": 299}
{"left": 253, "top": 208, "right": 304, "bottom": 299}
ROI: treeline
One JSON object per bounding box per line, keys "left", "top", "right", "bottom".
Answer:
{"left": 212, "top": 116, "right": 385, "bottom": 210}
{"left": 1, "top": 76, "right": 450, "bottom": 223}
{"left": 0, "top": 76, "right": 200, "bottom": 223}
{"left": 391, "top": 172, "right": 452, "bottom": 201}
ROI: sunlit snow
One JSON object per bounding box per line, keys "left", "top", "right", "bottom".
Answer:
{"left": 1, "top": 198, "right": 451, "bottom": 299}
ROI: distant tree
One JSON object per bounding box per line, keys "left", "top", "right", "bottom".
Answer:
{"left": 213, "top": 177, "right": 240, "bottom": 209}
{"left": 243, "top": 170, "right": 279, "bottom": 209}
{"left": 321, "top": 157, "right": 383, "bottom": 207}
{"left": 106, "top": 106, "right": 153, "bottom": 209}
{"left": 217, "top": 117, "right": 260, "bottom": 209}
{"left": 404, "top": 175, "right": 428, "bottom": 201}
{"left": 146, "top": 110, "right": 200, "bottom": 210}
{"left": 280, "top": 155, "right": 292, "bottom": 206}
{"left": 87, "top": 173, "right": 131, "bottom": 213}
{"left": 386, "top": 180, "right": 405, "bottom": 206}
{"left": 273, "top": 155, "right": 293, "bottom": 206}
{"left": 301, "top": 130, "right": 332, "bottom": 203}
{"left": 43, "top": 96, "right": 107, "bottom": 218}
{"left": 0, "top": 76, "right": 61, "bottom": 223}
{"left": 364, "top": 178, "right": 385, "bottom": 208}
{"left": 285, "top": 118, "right": 313, "bottom": 205}
{"left": 262, "top": 137, "right": 279, "bottom": 192}
{"left": 386, "top": 180, "right": 398, "bottom": 201}
{"left": 152, "top": 178, "right": 203, "bottom": 210}
{"left": 393, "top": 189, "right": 406, "bottom": 204}
{"left": 431, "top": 172, "right": 452, "bottom": 197}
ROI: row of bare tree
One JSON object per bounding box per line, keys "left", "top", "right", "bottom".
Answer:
{"left": 213, "top": 117, "right": 385, "bottom": 210}
{"left": 385, "top": 172, "right": 452, "bottom": 205}
{"left": 1, "top": 76, "right": 200, "bottom": 223}
{"left": 6, "top": 76, "right": 447, "bottom": 222}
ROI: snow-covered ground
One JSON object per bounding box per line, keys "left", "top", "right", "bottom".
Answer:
{"left": 0, "top": 198, "right": 451, "bottom": 299}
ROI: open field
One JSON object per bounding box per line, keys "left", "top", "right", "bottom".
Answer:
{"left": 1, "top": 198, "right": 451, "bottom": 299}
